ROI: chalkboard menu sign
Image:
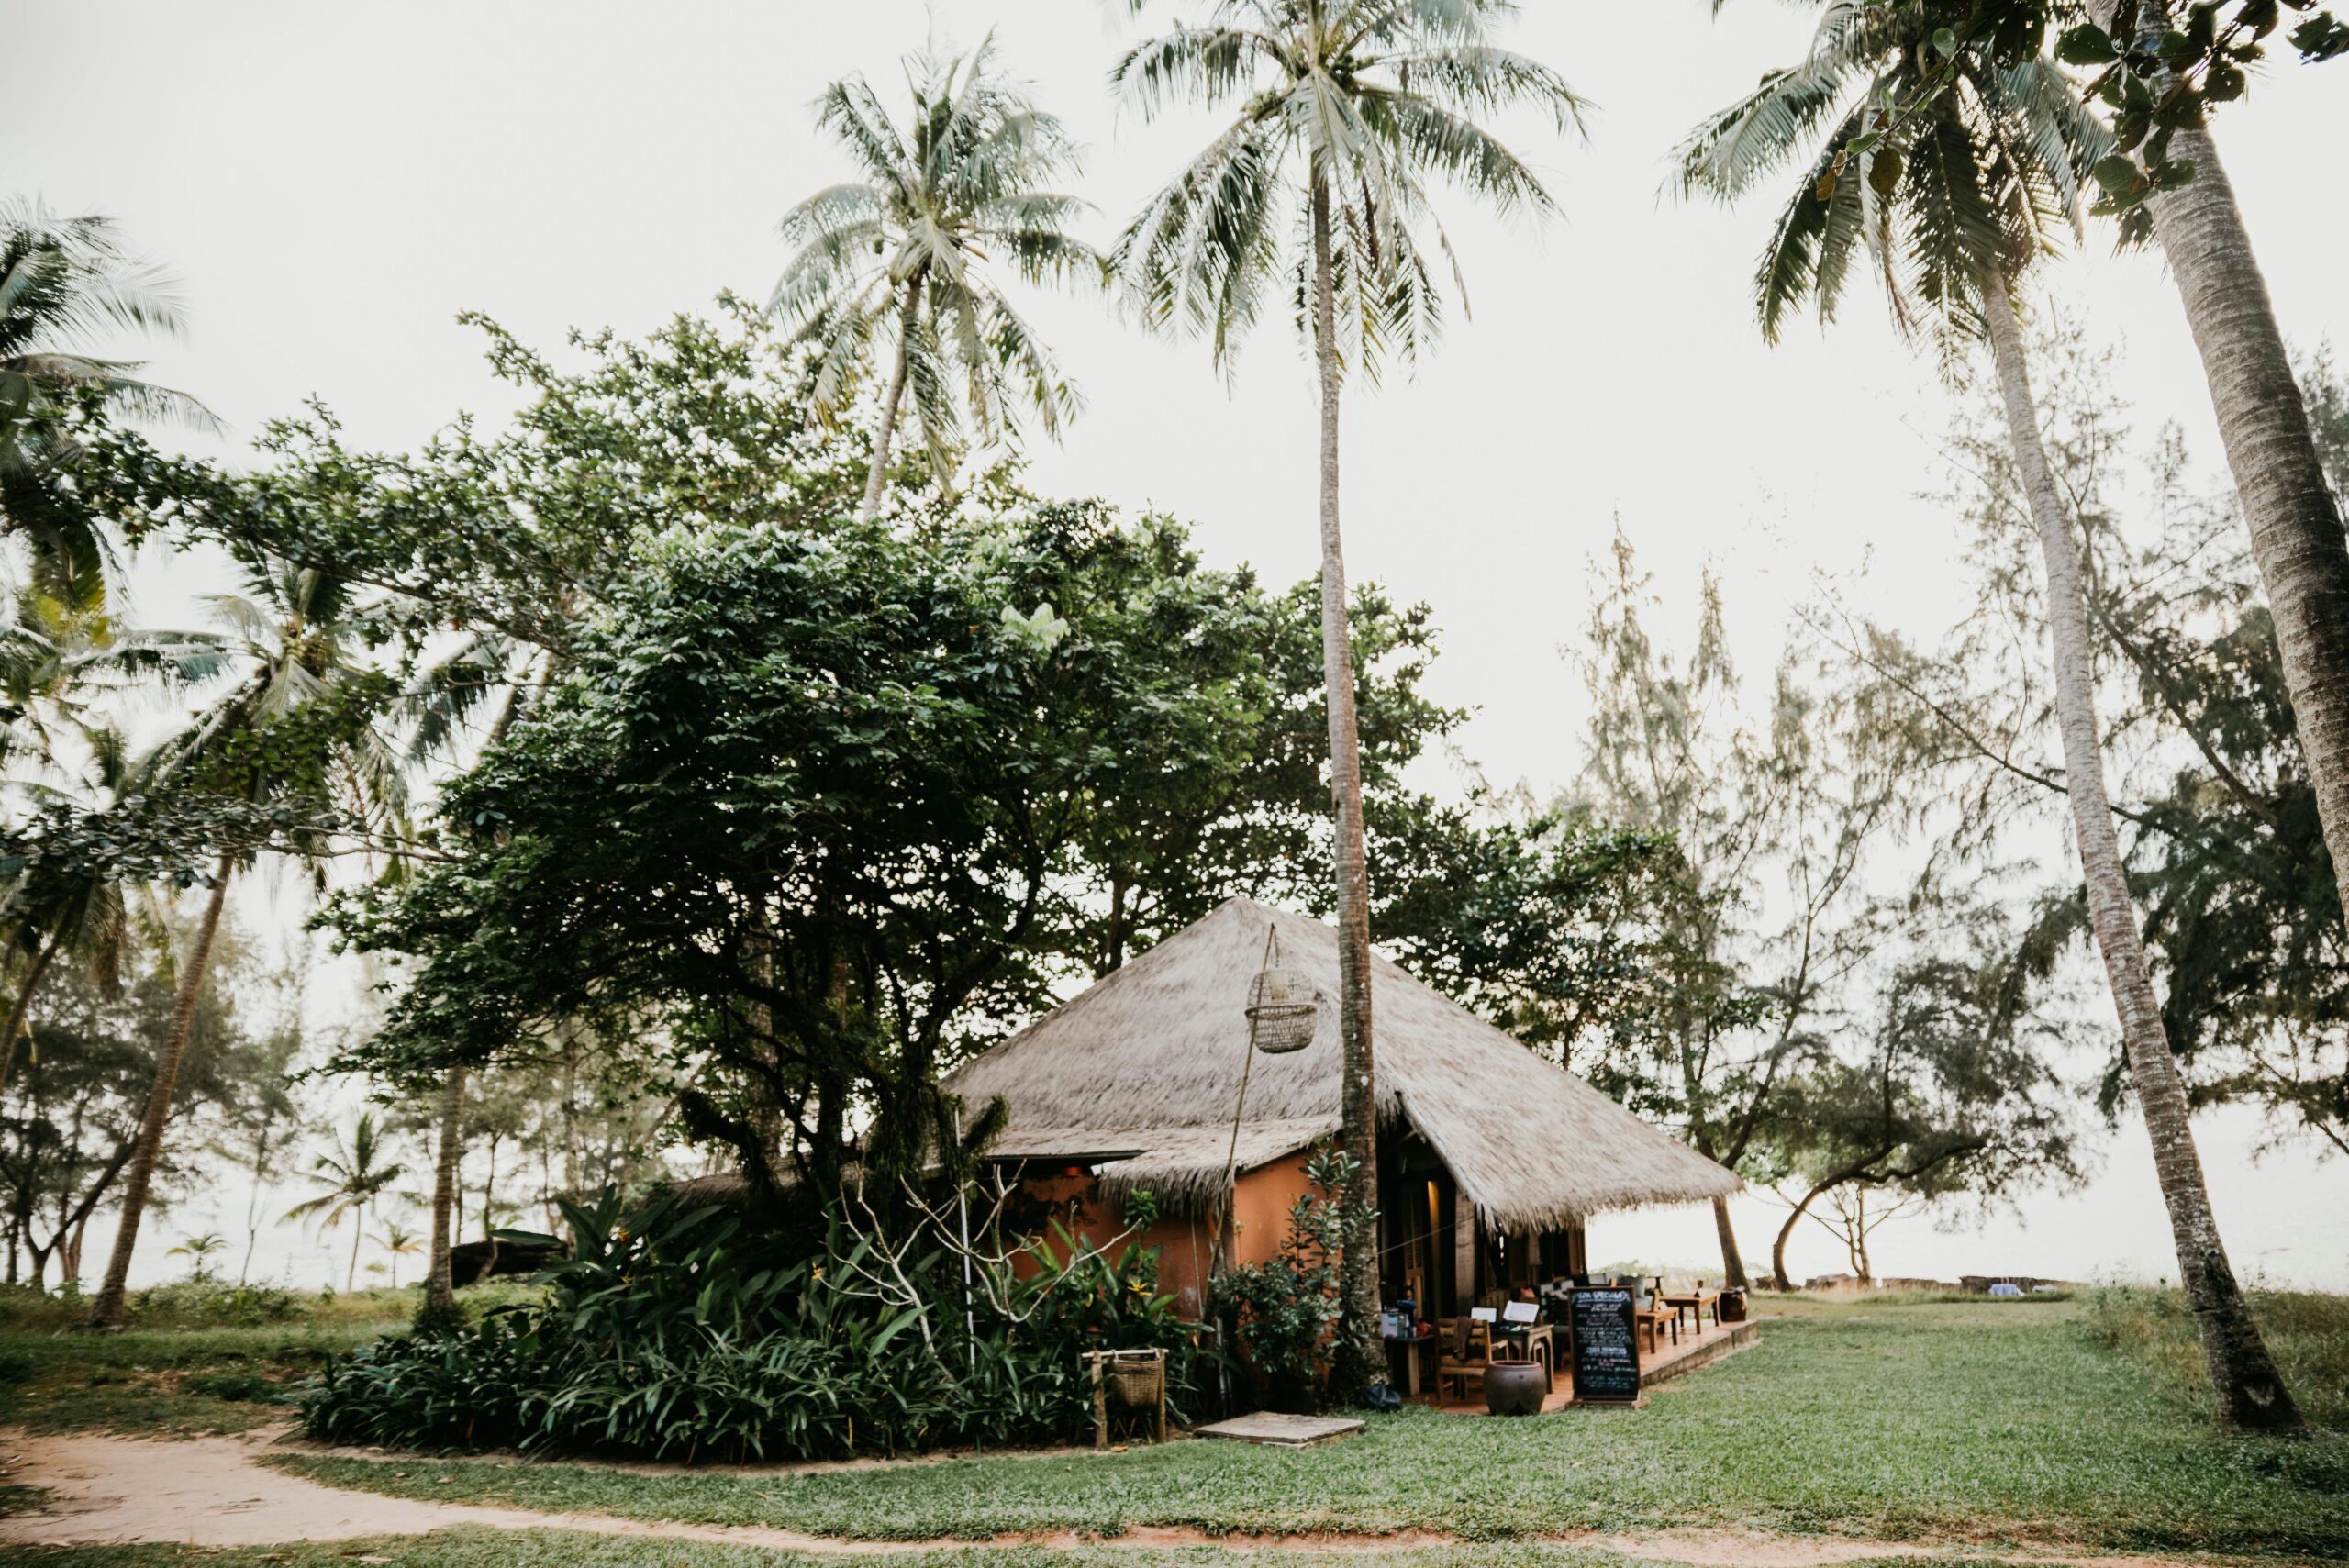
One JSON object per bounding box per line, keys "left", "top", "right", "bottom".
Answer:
{"left": 1567, "top": 1286, "right": 1642, "bottom": 1404}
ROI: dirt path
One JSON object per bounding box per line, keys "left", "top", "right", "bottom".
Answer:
{"left": 0, "top": 1428, "right": 2227, "bottom": 1567}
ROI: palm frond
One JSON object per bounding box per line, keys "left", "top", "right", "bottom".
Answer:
{"left": 1111, "top": 26, "right": 1284, "bottom": 116}
{"left": 1353, "top": 86, "right": 1556, "bottom": 217}
{"left": 1387, "top": 43, "right": 1588, "bottom": 136}
{"left": 1113, "top": 113, "right": 1287, "bottom": 373}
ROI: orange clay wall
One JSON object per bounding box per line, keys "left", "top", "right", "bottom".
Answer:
{"left": 1013, "top": 1151, "right": 1315, "bottom": 1320}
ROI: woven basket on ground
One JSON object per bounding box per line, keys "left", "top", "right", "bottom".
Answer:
{"left": 1102, "top": 1350, "right": 1165, "bottom": 1407}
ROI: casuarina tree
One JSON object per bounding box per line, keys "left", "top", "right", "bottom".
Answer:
{"left": 1676, "top": 0, "right": 2299, "bottom": 1429}
{"left": 1111, "top": 0, "right": 1584, "bottom": 1397}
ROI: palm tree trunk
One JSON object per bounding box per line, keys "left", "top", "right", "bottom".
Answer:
{"left": 0, "top": 929, "right": 62, "bottom": 1095}
{"left": 857, "top": 273, "right": 925, "bottom": 521}
{"left": 348, "top": 1201, "right": 363, "bottom": 1293}
{"left": 239, "top": 1143, "right": 266, "bottom": 1286}
{"left": 2153, "top": 122, "right": 2349, "bottom": 927}
{"left": 419, "top": 1063, "right": 466, "bottom": 1326}
{"left": 2123, "top": 8, "right": 2349, "bottom": 940}
{"left": 1982, "top": 273, "right": 2300, "bottom": 1431}
{"left": 1308, "top": 171, "right": 1383, "bottom": 1397}
{"left": 1709, "top": 1195, "right": 1749, "bottom": 1291}
{"left": 81, "top": 854, "right": 233, "bottom": 1330}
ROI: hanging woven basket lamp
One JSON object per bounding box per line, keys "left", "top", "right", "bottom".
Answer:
{"left": 1246, "top": 964, "right": 1319, "bottom": 1054}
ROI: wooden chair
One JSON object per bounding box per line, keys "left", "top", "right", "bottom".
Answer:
{"left": 1436, "top": 1313, "right": 1490, "bottom": 1405}
{"left": 1632, "top": 1276, "right": 1679, "bottom": 1356}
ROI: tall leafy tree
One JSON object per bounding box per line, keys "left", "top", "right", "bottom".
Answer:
{"left": 0, "top": 200, "right": 210, "bottom": 607}
{"left": 1754, "top": 910, "right": 2079, "bottom": 1290}
{"left": 1110, "top": 0, "right": 1583, "bottom": 1396}
{"left": 0, "top": 914, "right": 259, "bottom": 1290}
{"left": 1679, "top": 2, "right": 2299, "bottom": 1428}
{"left": 0, "top": 585, "right": 229, "bottom": 1094}
{"left": 1876, "top": 328, "right": 2349, "bottom": 1166}
{"left": 1816, "top": 0, "right": 2349, "bottom": 952}
{"left": 772, "top": 36, "right": 1099, "bottom": 518}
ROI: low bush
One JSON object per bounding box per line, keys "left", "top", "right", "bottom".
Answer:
{"left": 131, "top": 1279, "right": 302, "bottom": 1328}
{"left": 299, "top": 1185, "right": 1210, "bottom": 1462}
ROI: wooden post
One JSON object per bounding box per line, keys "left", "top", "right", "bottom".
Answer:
{"left": 1089, "top": 1352, "right": 1107, "bottom": 1451}
{"left": 1453, "top": 1193, "right": 1476, "bottom": 1313}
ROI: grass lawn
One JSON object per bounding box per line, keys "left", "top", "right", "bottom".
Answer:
{"left": 258, "top": 1296, "right": 2349, "bottom": 1559}
{"left": 0, "top": 1284, "right": 424, "bottom": 1438}
{"left": 0, "top": 1529, "right": 2062, "bottom": 1568}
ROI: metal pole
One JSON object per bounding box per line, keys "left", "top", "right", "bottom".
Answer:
{"left": 955, "top": 1105, "right": 976, "bottom": 1372}
{"left": 1211, "top": 924, "right": 1280, "bottom": 1414}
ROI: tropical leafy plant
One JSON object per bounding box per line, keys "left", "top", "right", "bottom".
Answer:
{"left": 1209, "top": 1146, "right": 1375, "bottom": 1413}
{"left": 166, "top": 1231, "right": 227, "bottom": 1280}
{"left": 299, "top": 1185, "right": 1208, "bottom": 1461}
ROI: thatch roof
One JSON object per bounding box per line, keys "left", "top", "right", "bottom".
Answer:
{"left": 943, "top": 896, "right": 1741, "bottom": 1232}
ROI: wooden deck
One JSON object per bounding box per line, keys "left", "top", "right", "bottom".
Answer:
{"left": 1408, "top": 1316, "right": 1760, "bottom": 1414}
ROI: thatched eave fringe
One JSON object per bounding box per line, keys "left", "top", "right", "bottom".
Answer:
{"left": 943, "top": 897, "right": 1742, "bottom": 1233}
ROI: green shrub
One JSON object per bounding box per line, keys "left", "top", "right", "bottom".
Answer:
{"left": 299, "top": 1184, "right": 1209, "bottom": 1462}
{"left": 131, "top": 1280, "right": 301, "bottom": 1328}
{"left": 1210, "top": 1146, "right": 1372, "bottom": 1412}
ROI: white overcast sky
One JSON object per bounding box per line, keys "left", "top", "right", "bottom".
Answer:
{"left": 6, "top": 3, "right": 2346, "bottom": 1289}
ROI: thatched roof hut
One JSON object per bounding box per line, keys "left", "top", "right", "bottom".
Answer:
{"left": 945, "top": 895, "right": 1739, "bottom": 1236}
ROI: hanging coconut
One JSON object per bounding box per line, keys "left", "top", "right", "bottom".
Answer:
{"left": 1246, "top": 965, "right": 1319, "bottom": 1053}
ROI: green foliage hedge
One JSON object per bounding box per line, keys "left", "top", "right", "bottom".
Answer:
{"left": 298, "top": 1188, "right": 1209, "bottom": 1461}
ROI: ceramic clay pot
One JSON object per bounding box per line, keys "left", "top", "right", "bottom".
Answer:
{"left": 1483, "top": 1360, "right": 1546, "bottom": 1417}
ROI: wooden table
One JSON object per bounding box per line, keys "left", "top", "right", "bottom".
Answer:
{"left": 1491, "top": 1322, "right": 1555, "bottom": 1391}
{"left": 1661, "top": 1291, "right": 1720, "bottom": 1335}
{"left": 1386, "top": 1333, "right": 1438, "bottom": 1396}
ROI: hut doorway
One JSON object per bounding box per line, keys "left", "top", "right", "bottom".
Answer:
{"left": 1377, "top": 1146, "right": 1467, "bottom": 1318}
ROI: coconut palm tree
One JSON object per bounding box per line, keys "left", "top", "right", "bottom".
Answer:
{"left": 81, "top": 554, "right": 412, "bottom": 1330}
{"left": 0, "top": 590, "right": 225, "bottom": 1095}
{"left": 417, "top": 1062, "right": 468, "bottom": 1329}
{"left": 165, "top": 1231, "right": 226, "bottom": 1281}
{"left": 371, "top": 1220, "right": 421, "bottom": 1290}
{"left": 772, "top": 35, "right": 1099, "bottom": 519}
{"left": 0, "top": 198, "right": 213, "bottom": 607}
{"left": 1112, "top": 0, "right": 1583, "bottom": 1395}
{"left": 2100, "top": 0, "right": 2349, "bottom": 951}
{"left": 1675, "top": 0, "right": 2299, "bottom": 1430}
{"left": 285, "top": 1111, "right": 409, "bottom": 1292}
